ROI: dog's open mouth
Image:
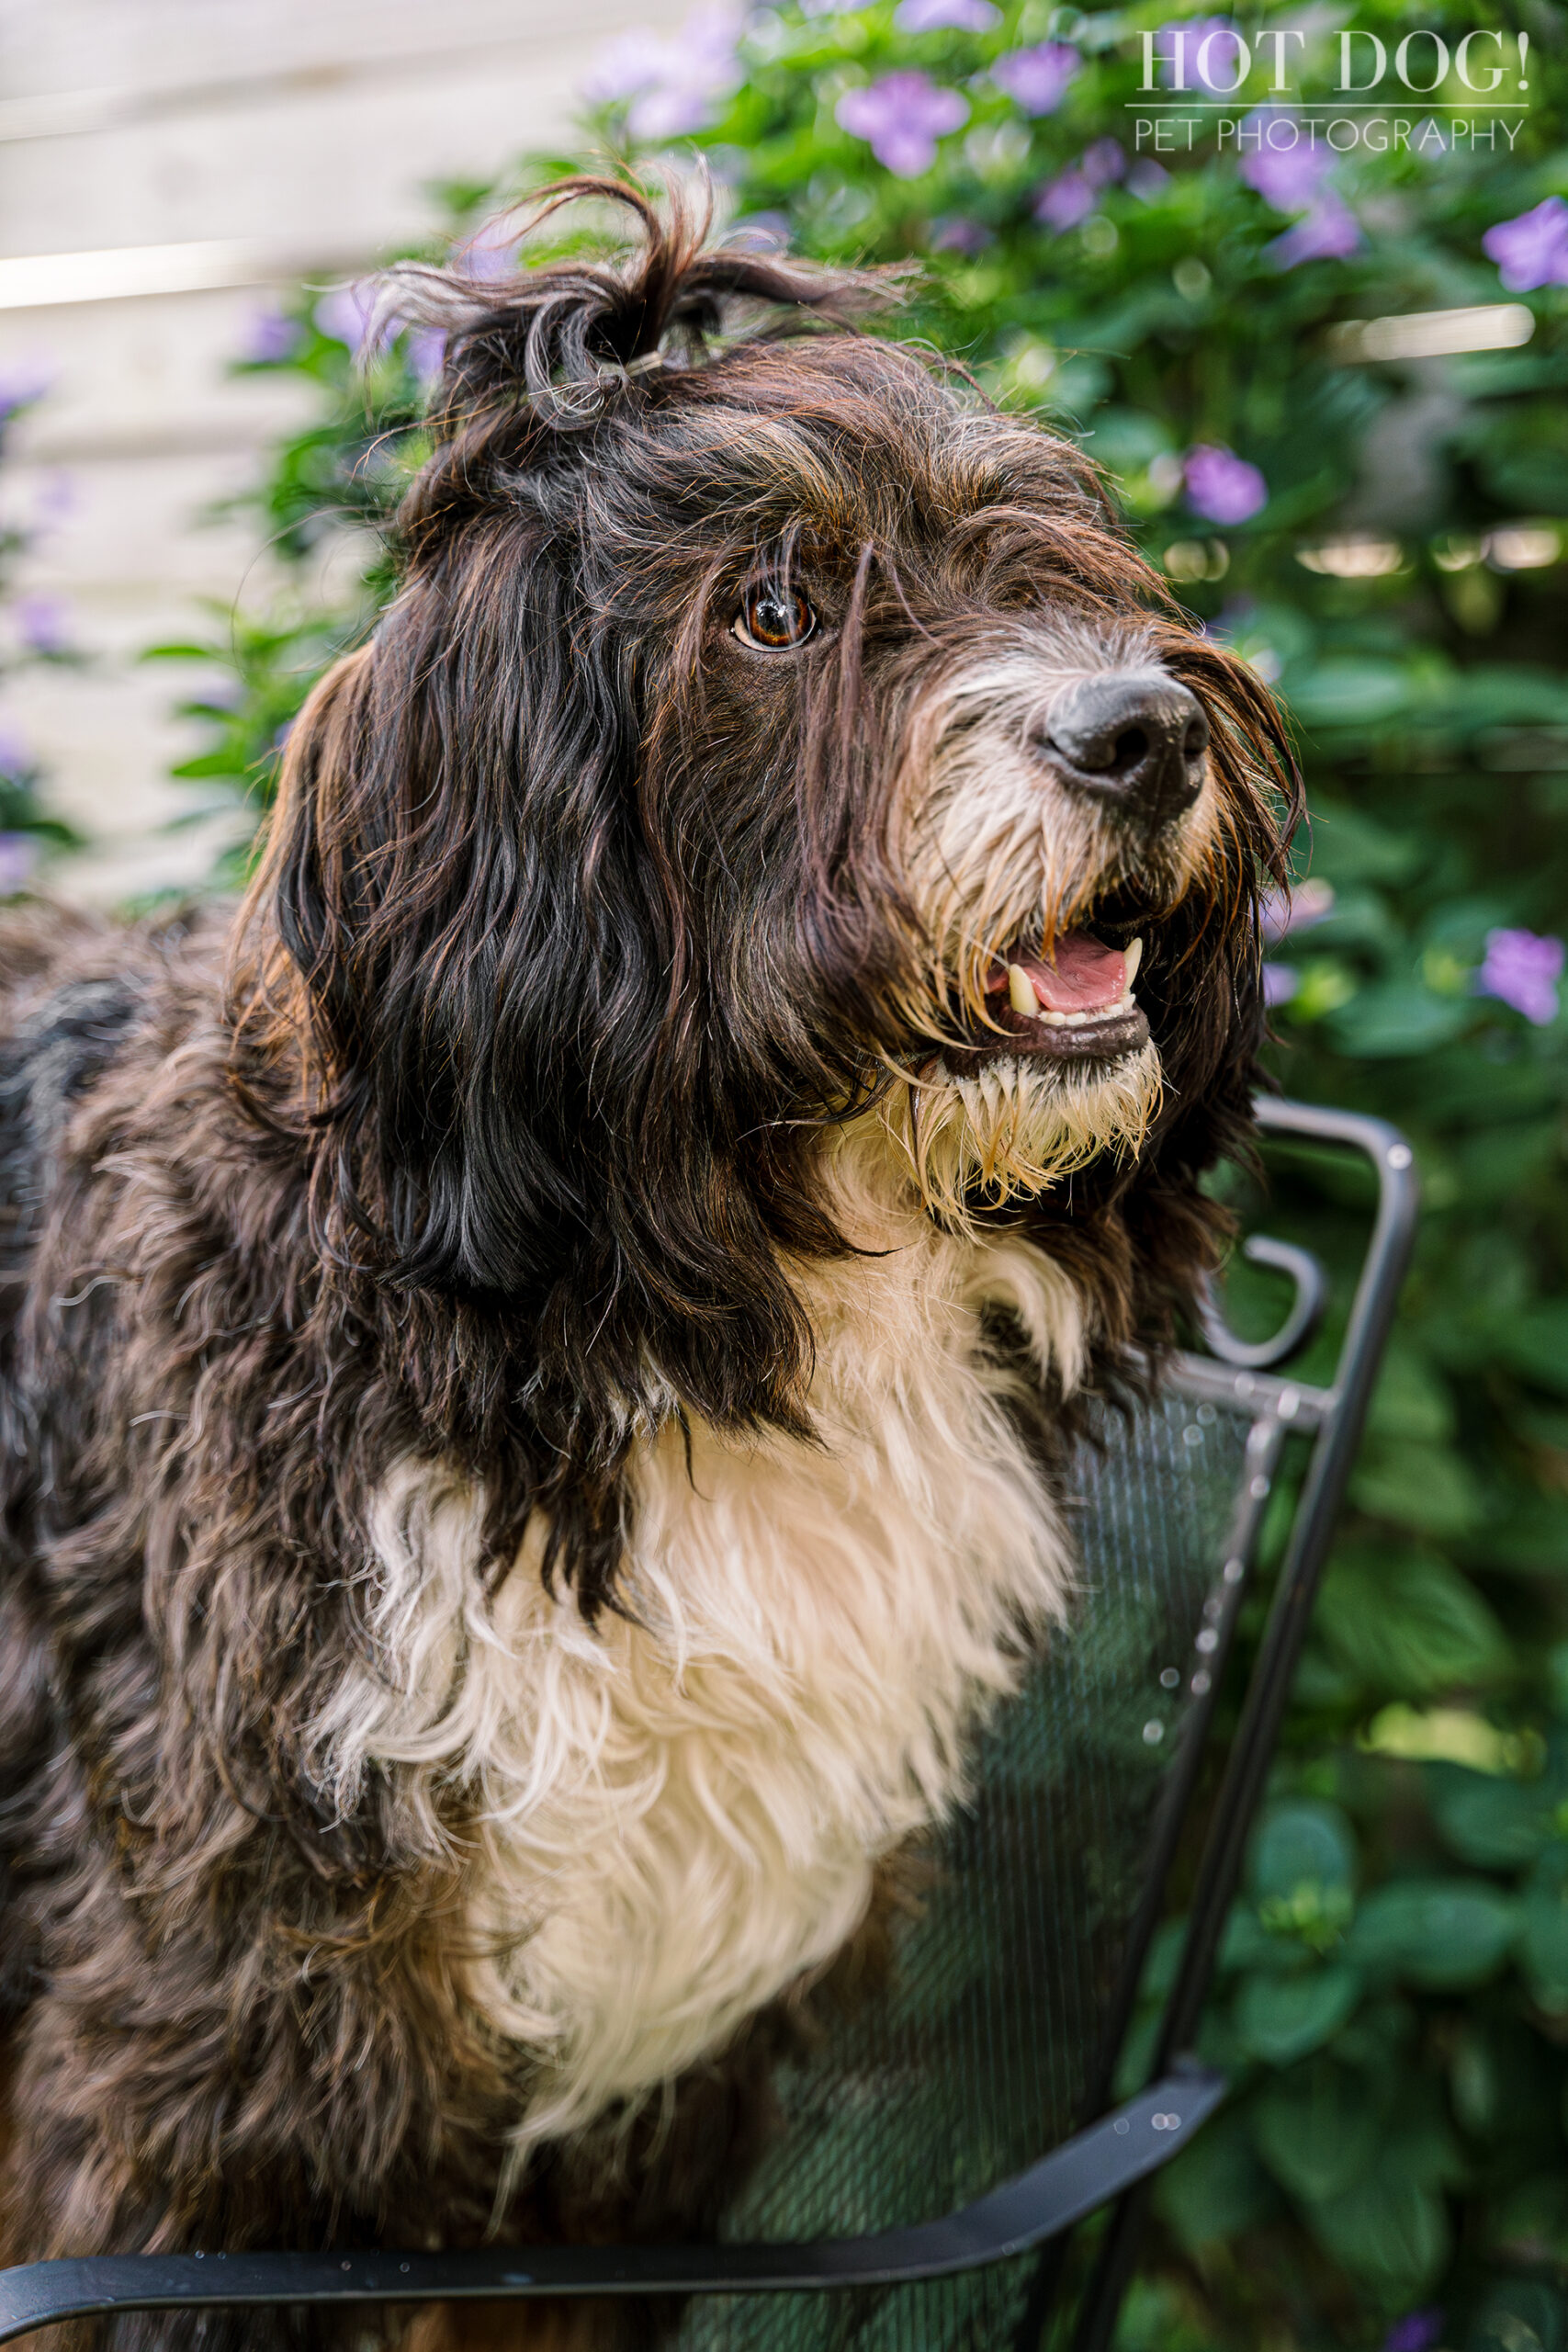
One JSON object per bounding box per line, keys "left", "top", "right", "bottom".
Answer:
{"left": 946, "top": 930, "right": 1151, "bottom": 1067}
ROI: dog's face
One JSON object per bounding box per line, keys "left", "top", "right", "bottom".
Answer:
{"left": 242, "top": 181, "right": 1295, "bottom": 1464}
{"left": 491, "top": 328, "right": 1284, "bottom": 1231}
{"left": 629, "top": 382, "right": 1216, "bottom": 1219}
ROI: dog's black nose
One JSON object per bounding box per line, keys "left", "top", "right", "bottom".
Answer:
{"left": 1041, "top": 673, "right": 1210, "bottom": 831}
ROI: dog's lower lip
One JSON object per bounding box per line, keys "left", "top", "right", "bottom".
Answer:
{"left": 941, "top": 1001, "right": 1151, "bottom": 1069}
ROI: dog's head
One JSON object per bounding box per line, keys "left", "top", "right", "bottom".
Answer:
{"left": 237, "top": 176, "right": 1297, "bottom": 1491}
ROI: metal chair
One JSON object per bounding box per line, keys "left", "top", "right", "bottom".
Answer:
{"left": 0, "top": 1098, "right": 1417, "bottom": 2350}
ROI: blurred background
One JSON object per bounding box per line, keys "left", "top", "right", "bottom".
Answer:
{"left": 0, "top": 0, "right": 687, "bottom": 897}
{"left": 3, "top": 2, "right": 1567, "bottom": 2347}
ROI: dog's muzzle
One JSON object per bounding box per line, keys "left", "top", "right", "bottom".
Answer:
{"left": 1036, "top": 672, "right": 1210, "bottom": 839}
{"left": 945, "top": 931, "right": 1147, "bottom": 1069}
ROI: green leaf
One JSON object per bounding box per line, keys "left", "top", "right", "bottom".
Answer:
{"left": 1473, "top": 1496, "right": 1568, "bottom": 1576}
{"left": 1348, "top": 1441, "right": 1488, "bottom": 1537}
{"left": 1450, "top": 2018, "right": 1555, "bottom": 2144}
{"left": 1522, "top": 1847, "right": 1568, "bottom": 2012}
{"left": 1251, "top": 2056, "right": 1384, "bottom": 2203}
{"left": 1317, "top": 1546, "right": 1509, "bottom": 1694}
{"left": 1307, "top": 2170, "right": 1450, "bottom": 2293}
{"left": 1429, "top": 1766, "right": 1562, "bottom": 1869}
{"left": 1235, "top": 1965, "right": 1363, "bottom": 2067}
{"left": 1326, "top": 982, "right": 1472, "bottom": 1059}
{"left": 169, "top": 752, "right": 255, "bottom": 782}
{"left": 1366, "top": 1341, "right": 1456, "bottom": 1445}
{"left": 1484, "top": 2172, "right": 1568, "bottom": 2267}
{"left": 1344, "top": 1878, "right": 1519, "bottom": 1988}
{"left": 1469, "top": 2279, "right": 1568, "bottom": 2352}
{"left": 1287, "top": 662, "right": 1411, "bottom": 730}
{"left": 1247, "top": 1801, "right": 1356, "bottom": 1901}
{"left": 1498, "top": 1306, "right": 1568, "bottom": 1397}
{"left": 1150, "top": 2105, "right": 1278, "bottom": 2252}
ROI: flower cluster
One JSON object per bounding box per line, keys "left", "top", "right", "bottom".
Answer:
{"left": 1236, "top": 116, "right": 1360, "bottom": 267}
{"left": 1185, "top": 445, "right": 1268, "bottom": 525}
{"left": 584, "top": 1, "right": 741, "bottom": 141}
{"left": 895, "top": 0, "right": 998, "bottom": 28}
{"left": 1483, "top": 196, "right": 1568, "bottom": 292}
{"left": 991, "top": 39, "right": 1078, "bottom": 114}
{"left": 1476, "top": 928, "right": 1564, "bottom": 1024}
{"left": 1033, "top": 136, "right": 1123, "bottom": 230}
{"left": 837, "top": 70, "right": 969, "bottom": 176}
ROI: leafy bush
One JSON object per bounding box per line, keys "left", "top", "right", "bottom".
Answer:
{"left": 163, "top": 2, "right": 1568, "bottom": 2340}
{"left": 0, "top": 373, "right": 84, "bottom": 883}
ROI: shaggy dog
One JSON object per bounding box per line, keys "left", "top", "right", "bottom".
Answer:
{"left": 0, "top": 180, "right": 1294, "bottom": 2349}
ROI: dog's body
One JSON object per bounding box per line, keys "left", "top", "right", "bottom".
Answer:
{"left": 0, "top": 184, "right": 1294, "bottom": 2346}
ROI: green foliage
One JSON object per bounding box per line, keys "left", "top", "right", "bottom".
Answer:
{"left": 155, "top": 0, "right": 1568, "bottom": 2339}
{"left": 0, "top": 381, "right": 84, "bottom": 878}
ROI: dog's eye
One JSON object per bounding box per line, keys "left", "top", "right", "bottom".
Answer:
{"left": 733, "top": 585, "right": 817, "bottom": 651}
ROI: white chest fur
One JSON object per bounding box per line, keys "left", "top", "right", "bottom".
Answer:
{"left": 312, "top": 1195, "right": 1085, "bottom": 2160}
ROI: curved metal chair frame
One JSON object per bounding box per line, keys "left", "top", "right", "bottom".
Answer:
{"left": 0, "top": 1098, "right": 1418, "bottom": 2348}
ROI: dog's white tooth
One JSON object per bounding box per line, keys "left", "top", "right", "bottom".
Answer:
{"left": 1007, "top": 963, "right": 1040, "bottom": 1018}
{"left": 1124, "top": 937, "right": 1145, "bottom": 988}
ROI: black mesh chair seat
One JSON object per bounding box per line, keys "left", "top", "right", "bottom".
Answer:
{"left": 0, "top": 1100, "right": 1417, "bottom": 2350}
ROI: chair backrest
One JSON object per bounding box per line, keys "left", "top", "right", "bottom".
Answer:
{"left": 674, "top": 1098, "right": 1417, "bottom": 2352}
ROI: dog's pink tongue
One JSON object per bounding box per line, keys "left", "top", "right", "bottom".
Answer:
{"left": 989, "top": 933, "right": 1127, "bottom": 1013}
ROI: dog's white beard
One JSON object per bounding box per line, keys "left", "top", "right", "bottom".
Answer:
{"left": 887, "top": 1041, "right": 1163, "bottom": 1226}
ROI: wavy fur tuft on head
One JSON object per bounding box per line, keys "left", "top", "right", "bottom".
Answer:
{"left": 374, "top": 171, "right": 905, "bottom": 435}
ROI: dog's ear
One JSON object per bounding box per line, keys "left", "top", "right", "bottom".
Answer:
{"left": 234, "top": 524, "right": 635, "bottom": 1295}
{"left": 229, "top": 503, "right": 829, "bottom": 1473}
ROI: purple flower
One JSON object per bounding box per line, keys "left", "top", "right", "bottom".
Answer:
{"left": 16, "top": 595, "right": 70, "bottom": 656}
{"left": 992, "top": 40, "right": 1079, "bottom": 115}
{"left": 451, "top": 220, "right": 519, "bottom": 283}
{"left": 1263, "top": 963, "right": 1301, "bottom": 1005}
{"left": 1156, "top": 17, "right": 1235, "bottom": 89}
{"left": 931, "top": 215, "right": 994, "bottom": 254}
{"left": 1238, "top": 114, "right": 1334, "bottom": 212}
{"left": 585, "top": 25, "right": 667, "bottom": 100}
{"left": 0, "top": 834, "right": 38, "bottom": 896}
{"left": 1477, "top": 927, "right": 1564, "bottom": 1023}
{"left": 0, "top": 722, "right": 32, "bottom": 777}
{"left": 896, "top": 0, "right": 999, "bottom": 28}
{"left": 313, "top": 283, "right": 387, "bottom": 358}
{"left": 1482, "top": 196, "right": 1568, "bottom": 292}
{"left": 1080, "top": 137, "right": 1126, "bottom": 189}
{"left": 1034, "top": 170, "right": 1097, "bottom": 232}
{"left": 1382, "top": 2313, "right": 1445, "bottom": 2352}
{"left": 406, "top": 327, "right": 446, "bottom": 389}
{"left": 1127, "top": 158, "right": 1171, "bottom": 201}
{"left": 836, "top": 71, "right": 968, "bottom": 177}
{"left": 1185, "top": 445, "right": 1268, "bottom": 525}
{"left": 240, "top": 307, "right": 301, "bottom": 365}
{"left": 584, "top": 3, "right": 740, "bottom": 139}
{"left": 1261, "top": 879, "right": 1335, "bottom": 942}
{"left": 0, "top": 364, "right": 51, "bottom": 425}
{"left": 1266, "top": 192, "right": 1360, "bottom": 267}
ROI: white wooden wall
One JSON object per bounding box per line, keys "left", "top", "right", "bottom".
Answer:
{"left": 0, "top": 0, "right": 686, "bottom": 899}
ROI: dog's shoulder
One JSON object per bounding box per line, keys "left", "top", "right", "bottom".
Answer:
{"left": 0, "top": 900, "right": 231, "bottom": 1285}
